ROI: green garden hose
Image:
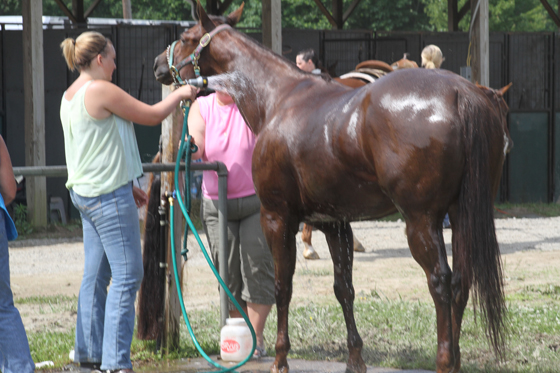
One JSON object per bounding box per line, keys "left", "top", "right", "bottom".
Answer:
{"left": 167, "top": 100, "right": 257, "bottom": 372}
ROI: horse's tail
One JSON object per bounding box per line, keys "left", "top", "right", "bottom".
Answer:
{"left": 455, "top": 91, "right": 506, "bottom": 357}
{"left": 137, "top": 154, "right": 165, "bottom": 341}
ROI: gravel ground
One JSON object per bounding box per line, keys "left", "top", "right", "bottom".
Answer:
{"left": 9, "top": 216, "right": 560, "bottom": 275}
{"left": 7, "top": 216, "right": 560, "bottom": 334}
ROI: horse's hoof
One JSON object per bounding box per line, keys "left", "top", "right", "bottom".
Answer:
{"left": 303, "top": 246, "right": 320, "bottom": 260}
{"left": 346, "top": 356, "right": 367, "bottom": 373}
{"left": 353, "top": 241, "right": 365, "bottom": 252}
{"left": 303, "top": 249, "right": 320, "bottom": 260}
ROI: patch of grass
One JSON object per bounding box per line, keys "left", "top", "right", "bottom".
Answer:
{"left": 28, "top": 329, "right": 75, "bottom": 368}
{"left": 16, "top": 295, "right": 78, "bottom": 305}
{"left": 27, "top": 294, "right": 560, "bottom": 372}
{"left": 508, "top": 284, "right": 560, "bottom": 304}
{"left": 297, "top": 268, "right": 333, "bottom": 277}
{"left": 377, "top": 212, "right": 403, "bottom": 222}
{"left": 13, "top": 218, "right": 83, "bottom": 241}
{"left": 15, "top": 295, "right": 78, "bottom": 315}
{"left": 495, "top": 203, "right": 560, "bottom": 218}
{"left": 13, "top": 203, "right": 33, "bottom": 235}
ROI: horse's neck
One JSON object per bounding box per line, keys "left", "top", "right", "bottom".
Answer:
{"left": 210, "top": 33, "right": 303, "bottom": 134}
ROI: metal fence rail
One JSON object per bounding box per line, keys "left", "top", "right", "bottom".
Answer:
{"left": 13, "top": 162, "right": 223, "bottom": 176}
{"left": 14, "top": 161, "right": 231, "bottom": 326}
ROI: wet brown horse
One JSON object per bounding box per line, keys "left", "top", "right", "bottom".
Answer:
{"left": 153, "top": 5, "right": 510, "bottom": 373}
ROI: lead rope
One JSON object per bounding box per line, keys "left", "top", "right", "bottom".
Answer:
{"left": 166, "top": 99, "right": 256, "bottom": 372}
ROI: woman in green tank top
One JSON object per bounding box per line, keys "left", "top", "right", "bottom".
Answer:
{"left": 60, "top": 31, "right": 197, "bottom": 373}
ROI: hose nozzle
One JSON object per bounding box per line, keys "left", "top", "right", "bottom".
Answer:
{"left": 186, "top": 76, "right": 208, "bottom": 88}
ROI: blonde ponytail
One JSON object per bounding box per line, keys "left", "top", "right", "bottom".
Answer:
{"left": 421, "top": 45, "right": 444, "bottom": 70}
{"left": 60, "top": 38, "right": 77, "bottom": 71}
{"left": 60, "top": 31, "right": 109, "bottom": 72}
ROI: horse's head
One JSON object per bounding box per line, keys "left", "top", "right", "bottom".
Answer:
{"left": 153, "top": 2, "right": 244, "bottom": 85}
{"left": 477, "top": 82, "right": 513, "bottom": 154}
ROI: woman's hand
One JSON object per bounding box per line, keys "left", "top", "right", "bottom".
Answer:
{"left": 178, "top": 84, "right": 199, "bottom": 102}
{"left": 132, "top": 185, "right": 149, "bottom": 208}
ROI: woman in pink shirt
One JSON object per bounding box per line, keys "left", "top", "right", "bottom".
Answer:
{"left": 188, "top": 91, "right": 274, "bottom": 358}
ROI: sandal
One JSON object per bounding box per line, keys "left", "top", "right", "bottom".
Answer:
{"left": 253, "top": 345, "right": 267, "bottom": 359}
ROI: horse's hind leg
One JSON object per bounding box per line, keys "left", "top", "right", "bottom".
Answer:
{"left": 261, "top": 209, "right": 298, "bottom": 373}
{"left": 449, "top": 208, "right": 470, "bottom": 373}
{"left": 302, "top": 223, "right": 320, "bottom": 259}
{"left": 321, "top": 222, "right": 366, "bottom": 373}
{"left": 405, "top": 215, "right": 454, "bottom": 373}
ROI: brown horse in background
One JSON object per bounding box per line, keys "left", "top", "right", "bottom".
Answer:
{"left": 391, "top": 53, "right": 419, "bottom": 70}
{"left": 153, "top": 4, "right": 510, "bottom": 373}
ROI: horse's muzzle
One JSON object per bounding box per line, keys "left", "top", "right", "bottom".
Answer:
{"left": 153, "top": 54, "right": 173, "bottom": 85}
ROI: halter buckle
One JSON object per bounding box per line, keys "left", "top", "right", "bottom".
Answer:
{"left": 169, "top": 65, "right": 180, "bottom": 78}
{"left": 199, "top": 33, "right": 212, "bottom": 48}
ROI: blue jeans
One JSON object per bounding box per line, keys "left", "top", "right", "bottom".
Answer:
{"left": 70, "top": 183, "right": 143, "bottom": 371}
{"left": 0, "top": 212, "right": 35, "bottom": 373}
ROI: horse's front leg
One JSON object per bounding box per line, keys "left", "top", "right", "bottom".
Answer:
{"left": 322, "top": 222, "right": 366, "bottom": 373}
{"left": 261, "top": 209, "right": 298, "bottom": 373}
{"left": 406, "top": 215, "right": 454, "bottom": 373}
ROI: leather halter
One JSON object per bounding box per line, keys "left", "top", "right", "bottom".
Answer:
{"left": 167, "top": 24, "right": 231, "bottom": 85}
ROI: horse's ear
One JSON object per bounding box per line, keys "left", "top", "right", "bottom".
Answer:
{"left": 498, "top": 82, "right": 513, "bottom": 97}
{"left": 197, "top": 0, "right": 216, "bottom": 32}
{"left": 226, "top": 3, "right": 244, "bottom": 26}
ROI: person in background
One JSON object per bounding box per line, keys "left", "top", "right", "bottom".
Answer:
{"left": 188, "top": 90, "right": 275, "bottom": 359}
{"left": 421, "top": 44, "right": 444, "bottom": 69}
{"left": 60, "top": 31, "right": 197, "bottom": 373}
{"left": 0, "top": 135, "right": 35, "bottom": 373}
{"left": 296, "top": 48, "right": 321, "bottom": 74}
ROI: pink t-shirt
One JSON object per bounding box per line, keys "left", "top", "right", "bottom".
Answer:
{"left": 197, "top": 93, "right": 257, "bottom": 200}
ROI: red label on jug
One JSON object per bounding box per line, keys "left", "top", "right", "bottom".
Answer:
{"left": 221, "top": 339, "right": 240, "bottom": 353}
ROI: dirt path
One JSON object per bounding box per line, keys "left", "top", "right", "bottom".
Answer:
{"left": 9, "top": 217, "right": 560, "bottom": 334}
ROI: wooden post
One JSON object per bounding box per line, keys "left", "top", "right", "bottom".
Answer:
{"left": 332, "top": 0, "right": 343, "bottom": 29}
{"left": 160, "top": 85, "right": 183, "bottom": 351}
{"left": 262, "top": 0, "right": 282, "bottom": 55}
{"left": 470, "top": 0, "right": 489, "bottom": 86}
{"left": 22, "top": 0, "right": 47, "bottom": 227}
{"left": 448, "top": 0, "right": 458, "bottom": 31}
{"left": 122, "top": 0, "right": 132, "bottom": 19}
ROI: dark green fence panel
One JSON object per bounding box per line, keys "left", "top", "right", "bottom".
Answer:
{"left": 509, "top": 112, "right": 549, "bottom": 202}
{"left": 553, "top": 112, "right": 560, "bottom": 203}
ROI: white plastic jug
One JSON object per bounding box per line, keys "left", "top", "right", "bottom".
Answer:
{"left": 220, "top": 318, "right": 253, "bottom": 362}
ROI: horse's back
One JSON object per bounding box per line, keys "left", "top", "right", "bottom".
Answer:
{"left": 255, "top": 69, "right": 503, "bottom": 221}
{"left": 356, "top": 69, "right": 502, "bottom": 209}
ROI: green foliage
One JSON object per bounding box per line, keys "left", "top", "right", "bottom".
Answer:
{"left": 421, "top": 0, "right": 559, "bottom": 32}
{"left": 13, "top": 204, "right": 33, "bottom": 236}
{"left": 1, "top": 0, "right": 557, "bottom": 32}
{"left": 278, "top": 0, "right": 332, "bottom": 29}
{"left": 346, "top": 0, "right": 432, "bottom": 31}
{"left": 0, "top": 0, "right": 20, "bottom": 14}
